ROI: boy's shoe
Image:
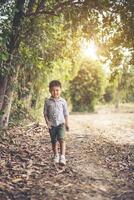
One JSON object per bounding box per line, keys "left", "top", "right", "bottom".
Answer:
{"left": 53, "top": 154, "right": 60, "bottom": 164}
{"left": 59, "top": 155, "right": 66, "bottom": 166}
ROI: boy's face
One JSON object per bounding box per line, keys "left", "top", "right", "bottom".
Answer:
{"left": 50, "top": 86, "right": 61, "bottom": 98}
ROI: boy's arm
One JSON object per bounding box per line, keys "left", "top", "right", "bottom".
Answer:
{"left": 44, "top": 115, "right": 52, "bottom": 129}
{"left": 65, "top": 116, "right": 69, "bottom": 131}
{"left": 44, "top": 100, "right": 52, "bottom": 129}
{"left": 63, "top": 100, "right": 69, "bottom": 131}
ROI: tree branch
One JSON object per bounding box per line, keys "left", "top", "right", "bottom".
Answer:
{"left": 25, "top": 0, "right": 83, "bottom": 17}
{"left": 0, "top": 0, "right": 8, "bottom": 5}
{"left": 27, "top": 0, "right": 36, "bottom": 14}
{"left": 36, "top": 0, "right": 45, "bottom": 13}
{"left": 7, "top": 0, "right": 25, "bottom": 54}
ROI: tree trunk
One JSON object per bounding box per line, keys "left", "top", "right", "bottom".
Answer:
{"left": 0, "top": 76, "right": 14, "bottom": 128}
{"left": 0, "top": 0, "right": 25, "bottom": 128}
{"left": 115, "top": 88, "right": 120, "bottom": 111}
{"left": 0, "top": 65, "right": 20, "bottom": 128}
{"left": 0, "top": 75, "right": 8, "bottom": 111}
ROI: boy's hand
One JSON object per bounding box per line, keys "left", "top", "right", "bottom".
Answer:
{"left": 65, "top": 124, "right": 69, "bottom": 132}
{"left": 47, "top": 121, "right": 52, "bottom": 129}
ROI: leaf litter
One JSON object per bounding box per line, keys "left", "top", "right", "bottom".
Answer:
{"left": 0, "top": 113, "right": 134, "bottom": 200}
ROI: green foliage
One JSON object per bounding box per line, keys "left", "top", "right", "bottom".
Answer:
{"left": 1, "top": 0, "right": 134, "bottom": 126}
{"left": 124, "top": 65, "right": 134, "bottom": 102}
{"left": 17, "top": 13, "right": 85, "bottom": 115}
{"left": 103, "top": 85, "right": 115, "bottom": 103}
{"left": 0, "top": 1, "right": 14, "bottom": 73}
{"left": 70, "top": 60, "right": 106, "bottom": 112}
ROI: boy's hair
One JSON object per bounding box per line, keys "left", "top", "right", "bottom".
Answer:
{"left": 49, "top": 80, "right": 61, "bottom": 89}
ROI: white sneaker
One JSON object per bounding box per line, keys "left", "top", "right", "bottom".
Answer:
{"left": 60, "top": 155, "right": 66, "bottom": 166}
{"left": 53, "top": 154, "right": 60, "bottom": 164}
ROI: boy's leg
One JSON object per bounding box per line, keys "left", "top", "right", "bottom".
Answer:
{"left": 59, "top": 139, "right": 66, "bottom": 156}
{"left": 59, "top": 139, "right": 66, "bottom": 165}
{"left": 57, "top": 124, "right": 66, "bottom": 154}
{"left": 49, "top": 127, "right": 58, "bottom": 155}
{"left": 52, "top": 143, "right": 60, "bottom": 164}
{"left": 51, "top": 143, "right": 58, "bottom": 155}
{"left": 57, "top": 124, "right": 66, "bottom": 165}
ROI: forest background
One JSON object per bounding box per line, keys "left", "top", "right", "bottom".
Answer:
{"left": 0, "top": 0, "right": 134, "bottom": 128}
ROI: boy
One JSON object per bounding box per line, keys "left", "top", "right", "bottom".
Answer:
{"left": 44, "top": 80, "right": 69, "bottom": 166}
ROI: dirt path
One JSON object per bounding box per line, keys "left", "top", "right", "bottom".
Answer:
{"left": 69, "top": 113, "right": 134, "bottom": 144}
{"left": 0, "top": 113, "right": 134, "bottom": 200}
{"left": 67, "top": 113, "right": 134, "bottom": 200}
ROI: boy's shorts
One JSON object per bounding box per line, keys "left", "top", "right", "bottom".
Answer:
{"left": 49, "top": 123, "right": 65, "bottom": 144}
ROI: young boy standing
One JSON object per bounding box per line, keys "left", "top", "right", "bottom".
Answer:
{"left": 44, "top": 80, "right": 69, "bottom": 166}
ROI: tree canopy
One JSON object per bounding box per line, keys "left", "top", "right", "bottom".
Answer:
{"left": 0, "top": 0, "right": 134, "bottom": 127}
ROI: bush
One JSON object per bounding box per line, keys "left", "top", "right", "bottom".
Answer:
{"left": 103, "top": 85, "right": 114, "bottom": 103}
{"left": 70, "top": 60, "right": 105, "bottom": 112}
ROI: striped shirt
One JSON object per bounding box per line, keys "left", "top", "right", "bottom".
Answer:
{"left": 44, "top": 97, "right": 69, "bottom": 127}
